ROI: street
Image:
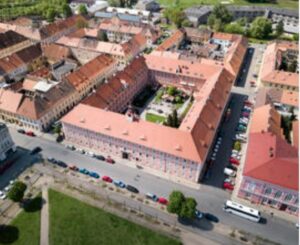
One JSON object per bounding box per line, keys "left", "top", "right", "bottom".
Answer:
{"left": 0, "top": 44, "right": 298, "bottom": 245}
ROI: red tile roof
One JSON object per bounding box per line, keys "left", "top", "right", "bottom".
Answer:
{"left": 42, "top": 43, "right": 70, "bottom": 63}
{"left": 156, "top": 29, "right": 184, "bottom": 51}
{"left": 243, "top": 132, "right": 298, "bottom": 190}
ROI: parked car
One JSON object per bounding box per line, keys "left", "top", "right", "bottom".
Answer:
{"left": 244, "top": 100, "right": 253, "bottom": 106}
{"left": 47, "top": 157, "right": 57, "bottom": 164}
{"left": 95, "top": 155, "right": 105, "bottom": 161}
{"left": 146, "top": 193, "right": 158, "bottom": 202}
{"left": 113, "top": 180, "right": 126, "bottom": 188}
{"left": 235, "top": 135, "right": 247, "bottom": 143}
{"left": 158, "top": 197, "right": 168, "bottom": 205}
{"left": 77, "top": 149, "right": 85, "bottom": 154}
{"left": 66, "top": 145, "right": 75, "bottom": 151}
{"left": 204, "top": 213, "right": 219, "bottom": 223}
{"left": 223, "top": 182, "right": 234, "bottom": 191}
{"left": 0, "top": 191, "right": 6, "bottom": 200}
{"left": 224, "top": 168, "right": 236, "bottom": 177}
{"left": 231, "top": 153, "right": 241, "bottom": 160}
{"left": 229, "top": 158, "right": 240, "bottom": 165}
{"left": 102, "top": 176, "right": 113, "bottom": 183}
{"left": 243, "top": 105, "right": 252, "bottom": 111}
{"left": 106, "top": 157, "right": 115, "bottom": 164}
{"left": 242, "top": 112, "right": 250, "bottom": 117}
{"left": 89, "top": 172, "right": 100, "bottom": 179}
{"left": 17, "top": 129, "right": 25, "bottom": 134}
{"left": 250, "top": 81, "right": 256, "bottom": 87}
{"left": 26, "top": 131, "right": 35, "bottom": 137}
{"left": 56, "top": 160, "right": 67, "bottom": 168}
{"left": 224, "top": 177, "right": 235, "bottom": 185}
{"left": 30, "top": 147, "right": 42, "bottom": 155}
{"left": 86, "top": 151, "right": 95, "bottom": 157}
{"left": 69, "top": 165, "right": 78, "bottom": 171}
{"left": 226, "top": 164, "right": 238, "bottom": 171}
{"left": 79, "top": 168, "right": 89, "bottom": 175}
{"left": 195, "top": 210, "right": 204, "bottom": 220}
{"left": 126, "top": 185, "right": 139, "bottom": 193}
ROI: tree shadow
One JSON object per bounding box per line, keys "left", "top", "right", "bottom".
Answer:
{"left": 177, "top": 217, "right": 214, "bottom": 231}
{"left": 22, "top": 196, "right": 45, "bottom": 212}
{"left": 0, "top": 225, "right": 19, "bottom": 243}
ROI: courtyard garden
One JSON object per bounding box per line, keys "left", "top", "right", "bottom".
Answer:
{"left": 143, "top": 86, "right": 193, "bottom": 127}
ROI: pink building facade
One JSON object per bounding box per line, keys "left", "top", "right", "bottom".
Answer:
{"left": 238, "top": 177, "right": 298, "bottom": 216}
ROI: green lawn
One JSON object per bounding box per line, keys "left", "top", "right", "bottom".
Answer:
{"left": 158, "top": 0, "right": 298, "bottom": 10}
{"left": 146, "top": 113, "right": 166, "bottom": 123}
{"left": 49, "top": 189, "right": 181, "bottom": 245}
{"left": 0, "top": 196, "right": 42, "bottom": 245}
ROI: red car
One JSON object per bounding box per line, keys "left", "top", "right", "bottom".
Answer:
{"left": 223, "top": 182, "right": 234, "bottom": 191}
{"left": 244, "top": 100, "right": 253, "bottom": 106}
{"left": 230, "top": 158, "right": 240, "bottom": 165}
{"left": 158, "top": 197, "right": 168, "bottom": 205}
{"left": 242, "top": 112, "right": 250, "bottom": 117}
{"left": 106, "top": 157, "right": 115, "bottom": 164}
{"left": 102, "top": 176, "right": 113, "bottom": 183}
{"left": 26, "top": 131, "right": 35, "bottom": 137}
{"left": 69, "top": 165, "right": 78, "bottom": 171}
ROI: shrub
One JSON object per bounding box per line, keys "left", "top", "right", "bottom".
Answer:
{"left": 8, "top": 181, "right": 27, "bottom": 202}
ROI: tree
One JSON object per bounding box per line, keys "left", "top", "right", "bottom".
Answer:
{"left": 98, "top": 30, "right": 108, "bottom": 41}
{"left": 234, "top": 141, "right": 241, "bottom": 152}
{"left": 213, "top": 18, "right": 223, "bottom": 32}
{"left": 179, "top": 198, "right": 197, "bottom": 219}
{"left": 167, "top": 86, "right": 176, "bottom": 96}
{"left": 207, "top": 14, "right": 216, "bottom": 29}
{"left": 163, "top": 7, "right": 186, "bottom": 28}
{"left": 250, "top": 17, "right": 272, "bottom": 39}
{"left": 172, "top": 109, "right": 179, "bottom": 128}
{"left": 293, "top": 33, "right": 299, "bottom": 41}
{"left": 182, "top": 19, "right": 192, "bottom": 27}
{"left": 166, "top": 114, "right": 173, "bottom": 127}
{"left": 78, "top": 4, "right": 88, "bottom": 15}
{"left": 167, "top": 191, "right": 185, "bottom": 214}
{"left": 46, "top": 8, "right": 56, "bottom": 22}
{"left": 276, "top": 20, "right": 284, "bottom": 37}
{"left": 224, "top": 22, "right": 243, "bottom": 34}
{"left": 108, "top": 0, "right": 122, "bottom": 7}
{"left": 62, "top": 3, "right": 72, "bottom": 18}
{"left": 8, "top": 181, "right": 27, "bottom": 202}
{"left": 76, "top": 19, "right": 88, "bottom": 28}
{"left": 211, "top": 4, "right": 232, "bottom": 23}
{"left": 236, "top": 17, "right": 248, "bottom": 27}
{"left": 288, "top": 60, "right": 298, "bottom": 73}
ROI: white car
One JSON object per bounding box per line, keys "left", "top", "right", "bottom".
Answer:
{"left": 232, "top": 149, "right": 242, "bottom": 155}
{"left": 85, "top": 151, "right": 95, "bottom": 157}
{"left": 231, "top": 153, "right": 241, "bottom": 160}
{"left": 4, "top": 186, "right": 11, "bottom": 192}
{"left": 235, "top": 135, "right": 247, "bottom": 143}
{"left": 224, "top": 168, "right": 236, "bottom": 177}
{"left": 224, "top": 177, "right": 235, "bottom": 185}
{"left": 0, "top": 191, "right": 6, "bottom": 200}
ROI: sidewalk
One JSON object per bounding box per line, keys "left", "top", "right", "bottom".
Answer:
{"left": 63, "top": 140, "right": 201, "bottom": 190}
{"left": 40, "top": 187, "right": 49, "bottom": 245}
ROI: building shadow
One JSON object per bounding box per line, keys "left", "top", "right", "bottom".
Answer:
{"left": 235, "top": 47, "right": 255, "bottom": 88}
{"left": 0, "top": 225, "right": 19, "bottom": 244}
{"left": 201, "top": 93, "right": 248, "bottom": 189}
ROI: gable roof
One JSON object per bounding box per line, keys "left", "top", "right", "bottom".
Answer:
{"left": 243, "top": 132, "right": 298, "bottom": 190}
{"left": 0, "top": 30, "right": 27, "bottom": 51}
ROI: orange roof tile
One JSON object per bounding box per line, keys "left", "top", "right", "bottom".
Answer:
{"left": 156, "top": 29, "right": 184, "bottom": 51}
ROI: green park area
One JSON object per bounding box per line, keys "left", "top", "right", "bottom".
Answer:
{"left": 49, "top": 189, "right": 181, "bottom": 245}
{"left": 158, "top": 0, "right": 298, "bottom": 10}
{"left": 0, "top": 195, "right": 42, "bottom": 245}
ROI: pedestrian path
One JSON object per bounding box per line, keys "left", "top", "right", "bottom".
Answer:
{"left": 40, "top": 188, "right": 49, "bottom": 245}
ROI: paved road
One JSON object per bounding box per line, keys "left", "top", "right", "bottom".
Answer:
{"left": 5, "top": 128, "right": 298, "bottom": 245}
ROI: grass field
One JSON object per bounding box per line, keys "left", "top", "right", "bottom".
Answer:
{"left": 49, "top": 189, "right": 181, "bottom": 245}
{"left": 0, "top": 196, "right": 42, "bottom": 245}
{"left": 158, "top": 0, "right": 298, "bottom": 10}
{"left": 146, "top": 113, "right": 166, "bottom": 123}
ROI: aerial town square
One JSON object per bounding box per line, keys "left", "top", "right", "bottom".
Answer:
{"left": 0, "top": 0, "right": 298, "bottom": 244}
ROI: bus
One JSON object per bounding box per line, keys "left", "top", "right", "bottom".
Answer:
{"left": 223, "top": 200, "right": 261, "bottom": 222}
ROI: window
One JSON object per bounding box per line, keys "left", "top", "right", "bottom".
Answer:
{"left": 294, "top": 198, "right": 298, "bottom": 205}
{"left": 284, "top": 194, "right": 293, "bottom": 202}
{"left": 264, "top": 188, "right": 272, "bottom": 195}
{"left": 274, "top": 191, "right": 282, "bottom": 199}
{"left": 288, "top": 206, "right": 298, "bottom": 213}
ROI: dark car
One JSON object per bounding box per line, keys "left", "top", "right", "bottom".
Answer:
{"left": 95, "top": 155, "right": 105, "bottom": 161}
{"left": 17, "top": 129, "right": 25, "bottom": 134}
{"left": 89, "top": 172, "right": 100, "bottom": 179}
{"left": 56, "top": 160, "right": 67, "bottom": 168}
{"left": 226, "top": 164, "right": 238, "bottom": 171}
{"left": 204, "top": 213, "right": 219, "bottom": 223}
{"left": 126, "top": 185, "right": 139, "bottom": 193}
{"left": 30, "top": 147, "right": 42, "bottom": 155}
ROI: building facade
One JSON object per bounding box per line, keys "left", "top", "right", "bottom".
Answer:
{"left": 0, "top": 123, "right": 16, "bottom": 161}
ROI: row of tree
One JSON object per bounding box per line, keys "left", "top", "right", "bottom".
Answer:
{"left": 207, "top": 4, "right": 288, "bottom": 40}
